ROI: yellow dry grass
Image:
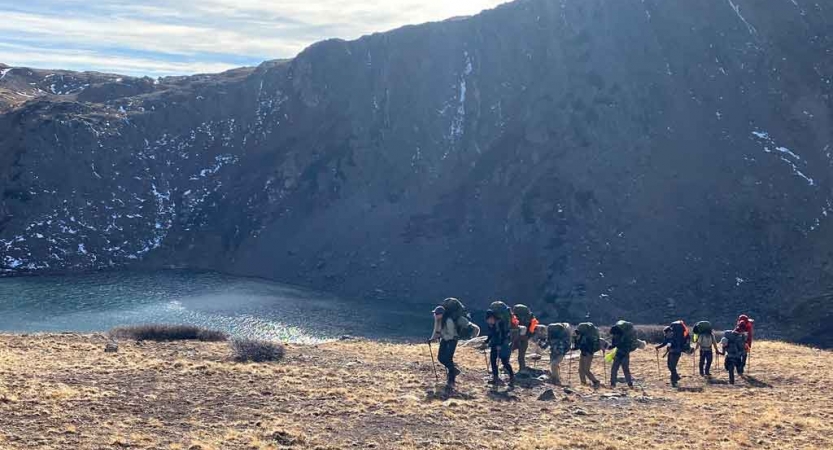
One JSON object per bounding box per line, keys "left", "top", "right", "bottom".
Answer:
{"left": 0, "top": 334, "right": 830, "bottom": 449}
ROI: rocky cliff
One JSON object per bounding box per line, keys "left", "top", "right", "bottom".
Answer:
{"left": 1, "top": 0, "right": 832, "bottom": 345}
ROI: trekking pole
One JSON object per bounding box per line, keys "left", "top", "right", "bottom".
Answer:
{"left": 602, "top": 350, "right": 607, "bottom": 379}
{"left": 427, "top": 340, "right": 439, "bottom": 383}
{"left": 747, "top": 348, "right": 752, "bottom": 373}
{"left": 655, "top": 349, "right": 661, "bottom": 378}
{"left": 568, "top": 350, "right": 573, "bottom": 386}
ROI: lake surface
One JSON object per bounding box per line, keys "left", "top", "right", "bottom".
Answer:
{"left": 0, "top": 271, "right": 429, "bottom": 343}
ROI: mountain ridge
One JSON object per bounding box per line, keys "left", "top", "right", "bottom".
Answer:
{"left": 1, "top": 0, "right": 832, "bottom": 345}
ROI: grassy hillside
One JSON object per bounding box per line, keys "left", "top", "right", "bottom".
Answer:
{"left": 0, "top": 334, "right": 831, "bottom": 449}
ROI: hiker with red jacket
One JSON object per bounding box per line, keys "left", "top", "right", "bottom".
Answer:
{"left": 735, "top": 314, "right": 754, "bottom": 372}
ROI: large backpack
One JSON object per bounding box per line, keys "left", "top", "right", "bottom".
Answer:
{"left": 693, "top": 321, "right": 712, "bottom": 335}
{"left": 724, "top": 330, "right": 746, "bottom": 358}
{"left": 547, "top": 323, "right": 572, "bottom": 355}
{"left": 441, "top": 298, "right": 474, "bottom": 339}
{"left": 611, "top": 320, "right": 638, "bottom": 353}
{"left": 442, "top": 298, "right": 466, "bottom": 321}
{"left": 670, "top": 320, "right": 693, "bottom": 354}
{"left": 512, "top": 304, "right": 534, "bottom": 328}
{"left": 576, "top": 322, "right": 601, "bottom": 353}
{"left": 489, "top": 301, "right": 512, "bottom": 326}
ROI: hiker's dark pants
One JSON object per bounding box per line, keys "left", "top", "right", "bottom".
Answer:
{"left": 667, "top": 351, "right": 681, "bottom": 384}
{"left": 610, "top": 352, "right": 633, "bottom": 387}
{"left": 739, "top": 352, "right": 748, "bottom": 374}
{"left": 438, "top": 339, "right": 458, "bottom": 383}
{"left": 699, "top": 350, "right": 714, "bottom": 376}
{"left": 725, "top": 356, "right": 741, "bottom": 384}
{"left": 490, "top": 346, "right": 514, "bottom": 379}
{"left": 514, "top": 336, "right": 530, "bottom": 371}
{"left": 579, "top": 352, "right": 599, "bottom": 385}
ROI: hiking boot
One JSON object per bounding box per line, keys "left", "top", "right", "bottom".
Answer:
{"left": 508, "top": 375, "right": 517, "bottom": 386}
{"left": 592, "top": 381, "right": 601, "bottom": 390}
{"left": 488, "top": 377, "right": 504, "bottom": 386}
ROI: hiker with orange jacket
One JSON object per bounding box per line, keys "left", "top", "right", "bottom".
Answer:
{"left": 511, "top": 304, "right": 539, "bottom": 373}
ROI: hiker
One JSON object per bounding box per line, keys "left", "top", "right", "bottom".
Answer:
{"left": 511, "top": 304, "right": 540, "bottom": 373}
{"left": 539, "top": 323, "right": 571, "bottom": 385}
{"left": 609, "top": 321, "right": 636, "bottom": 388}
{"left": 735, "top": 314, "right": 754, "bottom": 372}
{"left": 430, "top": 305, "right": 460, "bottom": 386}
{"left": 481, "top": 304, "right": 515, "bottom": 385}
{"left": 574, "top": 323, "right": 603, "bottom": 388}
{"left": 719, "top": 328, "right": 746, "bottom": 384}
{"left": 693, "top": 321, "right": 719, "bottom": 377}
{"left": 429, "top": 297, "right": 479, "bottom": 387}
{"left": 656, "top": 321, "right": 691, "bottom": 387}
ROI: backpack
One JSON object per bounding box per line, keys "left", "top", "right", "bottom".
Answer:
{"left": 547, "top": 323, "right": 571, "bottom": 355}
{"left": 442, "top": 298, "right": 466, "bottom": 321}
{"left": 489, "top": 301, "right": 512, "bottom": 326}
{"left": 693, "top": 321, "right": 712, "bottom": 336}
{"left": 441, "top": 297, "right": 473, "bottom": 339}
{"left": 670, "top": 320, "right": 692, "bottom": 354}
{"left": 724, "top": 330, "right": 746, "bottom": 358}
{"left": 611, "top": 320, "right": 638, "bottom": 353}
{"left": 512, "top": 304, "right": 534, "bottom": 328}
{"left": 576, "top": 322, "right": 601, "bottom": 354}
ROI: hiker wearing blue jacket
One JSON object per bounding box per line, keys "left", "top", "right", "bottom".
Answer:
{"left": 656, "top": 326, "right": 684, "bottom": 387}
{"left": 482, "top": 310, "right": 515, "bottom": 385}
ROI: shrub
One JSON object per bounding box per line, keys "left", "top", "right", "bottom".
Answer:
{"left": 230, "top": 338, "right": 285, "bottom": 363}
{"left": 109, "top": 324, "right": 228, "bottom": 342}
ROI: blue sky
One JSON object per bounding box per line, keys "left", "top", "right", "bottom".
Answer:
{"left": 0, "top": 0, "right": 507, "bottom": 77}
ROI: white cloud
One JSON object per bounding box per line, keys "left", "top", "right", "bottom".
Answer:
{"left": 0, "top": 0, "right": 509, "bottom": 76}
{"left": 0, "top": 43, "right": 239, "bottom": 76}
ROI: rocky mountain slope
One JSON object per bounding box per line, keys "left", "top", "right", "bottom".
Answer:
{"left": 1, "top": 0, "right": 832, "bottom": 344}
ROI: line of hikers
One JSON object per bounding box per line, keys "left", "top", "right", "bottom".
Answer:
{"left": 428, "top": 298, "right": 755, "bottom": 389}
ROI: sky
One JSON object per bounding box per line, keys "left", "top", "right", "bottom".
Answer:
{"left": 0, "top": 0, "right": 508, "bottom": 77}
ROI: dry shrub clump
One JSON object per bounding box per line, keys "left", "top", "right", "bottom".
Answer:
{"left": 230, "top": 338, "right": 286, "bottom": 362}
{"left": 109, "top": 324, "right": 228, "bottom": 342}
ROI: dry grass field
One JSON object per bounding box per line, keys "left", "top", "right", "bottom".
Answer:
{"left": 0, "top": 333, "right": 831, "bottom": 449}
